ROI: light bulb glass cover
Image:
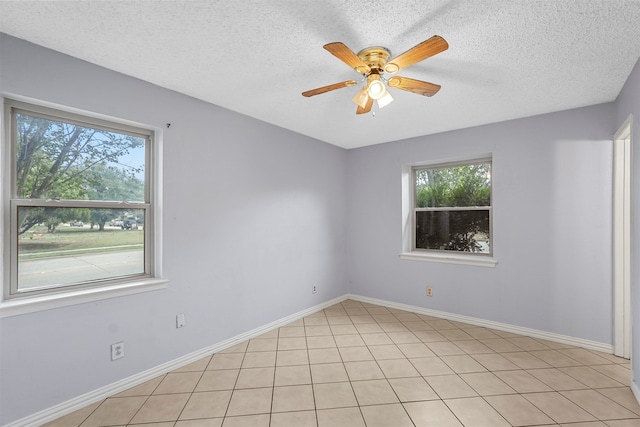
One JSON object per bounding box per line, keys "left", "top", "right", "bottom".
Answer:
{"left": 351, "top": 86, "right": 369, "bottom": 108}
{"left": 376, "top": 91, "right": 394, "bottom": 109}
{"left": 367, "top": 79, "right": 386, "bottom": 100}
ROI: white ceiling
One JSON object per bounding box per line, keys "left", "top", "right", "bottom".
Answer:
{"left": 1, "top": 1, "right": 640, "bottom": 149}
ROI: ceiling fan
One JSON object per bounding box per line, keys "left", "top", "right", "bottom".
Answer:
{"left": 302, "top": 35, "right": 449, "bottom": 114}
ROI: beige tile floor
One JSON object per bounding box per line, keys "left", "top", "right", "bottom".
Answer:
{"left": 45, "top": 300, "right": 640, "bottom": 427}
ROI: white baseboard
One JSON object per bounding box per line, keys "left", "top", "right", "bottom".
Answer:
{"left": 3, "top": 294, "right": 349, "bottom": 427}
{"left": 632, "top": 378, "right": 640, "bottom": 406}
{"left": 347, "top": 294, "right": 614, "bottom": 354}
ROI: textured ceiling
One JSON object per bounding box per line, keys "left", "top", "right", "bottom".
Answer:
{"left": 1, "top": 0, "right": 640, "bottom": 149}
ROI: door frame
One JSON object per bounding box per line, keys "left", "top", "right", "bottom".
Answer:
{"left": 613, "top": 114, "right": 633, "bottom": 359}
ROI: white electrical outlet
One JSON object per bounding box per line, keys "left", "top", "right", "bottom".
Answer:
{"left": 111, "top": 342, "right": 124, "bottom": 361}
{"left": 312, "top": 284, "right": 317, "bottom": 294}
{"left": 427, "top": 287, "right": 433, "bottom": 297}
{"left": 176, "top": 313, "right": 186, "bottom": 328}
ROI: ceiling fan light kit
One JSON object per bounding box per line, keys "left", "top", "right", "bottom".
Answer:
{"left": 302, "top": 36, "right": 449, "bottom": 115}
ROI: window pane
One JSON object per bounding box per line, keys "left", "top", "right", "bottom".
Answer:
{"left": 17, "top": 207, "right": 145, "bottom": 291}
{"left": 415, "top": 163, "right": 491, "bottom": 208}
{"left": 415, "top": 210, "right": 490, "bottom": 253}
{"left": 15, "top": 112, "right": 145, "bottom": 201}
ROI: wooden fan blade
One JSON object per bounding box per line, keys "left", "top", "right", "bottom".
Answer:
{"left": 324, "top": 42, "right": 371, "bottom": 74}
{"left": 384, "top": 35, "right": 448, "bottom": 73}
{"left": 302, "top": 80, "right": 358, "bottom": 97}
{"left": 387, "top": 76, "right": 441, "bottom": 97}
{"left": 356, "top": 95, "right": 374, "bottom": 114}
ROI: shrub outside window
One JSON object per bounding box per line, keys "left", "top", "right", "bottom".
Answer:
{"left": 413, "top": 158, "right": 492, "bottom": 255}
{"left": 4, "top": 99, "right": 154, "bottom": 300}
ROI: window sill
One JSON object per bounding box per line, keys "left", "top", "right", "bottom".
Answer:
{"left": 399, "top": 252, "right": 497, "bottom": 267}
{"left": 0, "top": 278, "right": 168, "bottom": 318}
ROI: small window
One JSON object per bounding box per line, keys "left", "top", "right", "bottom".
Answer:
{"left": 412, "top": 158, "right": 492, "bottom": 255}
{"left": 4, "top": 99, "right": 155, "bottom": 300}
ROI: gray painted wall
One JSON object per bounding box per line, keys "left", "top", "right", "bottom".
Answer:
{"left": 0, "top": 34, "right": 349, "bottom": 425}
{"left": 346, "top": 103, "right": 615, "bottom": 343}
{"left": 614, "top": 58, "right": 640, "bottom": 395}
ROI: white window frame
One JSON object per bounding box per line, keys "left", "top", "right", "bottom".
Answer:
{"left": 1, "top": 97, "right": 166, "bottom": 317}
{"left": 400, "top": 155, "right": 497, "bottom": 267}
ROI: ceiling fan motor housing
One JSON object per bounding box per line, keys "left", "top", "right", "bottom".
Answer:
{"left": 356, "top": 46, "right": 392, "bottom": 73}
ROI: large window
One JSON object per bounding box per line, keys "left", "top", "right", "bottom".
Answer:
{"left": 3, "top": 99, "right": 157, "bottom": 301}
{"left": 412, "top": 158, "right": 492, "bottom": 256}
